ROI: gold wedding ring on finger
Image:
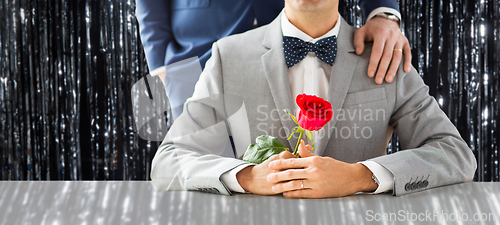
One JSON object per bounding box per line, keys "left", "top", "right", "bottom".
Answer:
{"left": 300, "top": 180, "right": 304, "bottom": 189}
{"left": 394, "top": 48, "right": 403, "bottom": 52}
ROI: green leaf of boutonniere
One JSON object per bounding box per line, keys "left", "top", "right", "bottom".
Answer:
{"left": 287, "top": 126, "right": 304, "bottom": 140}
{"left": 284, "top": 110, "right": 299, "bottom": 126}
{"left": 243, "top": 135, "right": 288, "bottom": 164}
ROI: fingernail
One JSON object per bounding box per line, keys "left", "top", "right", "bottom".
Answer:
{"left": 369, "top": 71, "right": 374, "bottom": 77}
{"left": 269, "top": 162, "right": 275, "bottom": 168}
{"left": 282, "top": 192, "right": 288, "bottom": 196}
{"left": 377, "top": 78, "right": 383, "bottom": 84}
{"left": 387, "top": 76, "right": 393, "bottom": 82}
{"left": 355, "top": 47, "right": 360, "bottom": 53}
{"left": 272, "top": 186, "right": 278, "bottom": 193}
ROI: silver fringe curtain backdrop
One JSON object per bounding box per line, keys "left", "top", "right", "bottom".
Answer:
{"left": 0, "top": 0, "right": 156, "bottom": 180}
{"left": 1, "top": 0, "right": 499, "bottom": 181}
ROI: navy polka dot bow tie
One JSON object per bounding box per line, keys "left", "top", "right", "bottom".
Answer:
{"left": 283, "top": 36, "right": 338, "bottom": 67}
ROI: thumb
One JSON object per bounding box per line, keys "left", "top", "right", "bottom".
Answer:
{"left": 298, "top": 140, "right": 316, "bottom": 158}
{"left": 278, "top": 150, "right": 297, "bottom": 159}
{"left": 353, "top": 27, "right": 366, "bottom": 55}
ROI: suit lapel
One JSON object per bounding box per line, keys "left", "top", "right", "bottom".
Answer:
{"left": 314, "top": 17, "right": 359, "bottom": 156}
{"left": 261, "top": 15, "right": 298, "bottom": 149}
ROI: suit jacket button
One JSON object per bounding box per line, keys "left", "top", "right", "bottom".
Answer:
{"left": 405, "top": 183, "right": 411, "bottom": 191}
{"left": 411, "top": 182, "right": 418, "bottom": 190}
{"left": 423, "top": 180, "right": 429, "bottom": 187}
{"left": 415, "top": 181, "right": 422, "bottom": 189}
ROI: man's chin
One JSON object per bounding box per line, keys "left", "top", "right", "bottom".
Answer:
{"left": 289, "top": 0, "right": 335, "bottom": 13}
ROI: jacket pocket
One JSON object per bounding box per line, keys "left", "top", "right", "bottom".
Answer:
{"left": 344, "top": 88, "right": 386, "bottom": 106}
{"left": 172, "top": 0, "right": 210, "bottom": 9}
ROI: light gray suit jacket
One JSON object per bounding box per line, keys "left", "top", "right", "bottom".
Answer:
{"left": 150, "top": 15, "right": 477, "bottom": 196}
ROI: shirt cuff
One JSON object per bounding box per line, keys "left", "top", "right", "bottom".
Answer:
{"left": 359, "top": 161, "right": 394, "bottom": 194}
{"left": 366, "top": 7, "right": 402, "bottom": 22}
{"left": 149, "top": 66, "right": 166, "bottom": 76}
{"left": 220, "top": 164, "right": 254, "bottom": 193}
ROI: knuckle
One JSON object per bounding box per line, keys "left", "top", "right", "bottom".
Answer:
{"left": 406, "top": 50, "right": 412, "bottom": 57}
{"left": 285, "top": 170, "right": 292, "bottom": 177}
{"left": 310, "top": 156, "right": 321, "bottom": 164}
{"left": 272, "top": 173, "right": 279, "bottom": 181}
{"left": 383, "top": 53, "right": 393, "bottom": 60}
{"left": 308, "top": 167, "right": 320, "bottom": 175}
{"left": 372, "top": 48, "right": 383, "bottom": 56}
{"left": 279, "top": 151, "right": 290, "bottom": 159}
{"left": 296, "top": 180, "right": 302, "bottom": 188}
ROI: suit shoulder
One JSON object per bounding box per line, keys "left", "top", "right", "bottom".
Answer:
{"left": 215, "top": 25, "right": 268, "bottom": 51}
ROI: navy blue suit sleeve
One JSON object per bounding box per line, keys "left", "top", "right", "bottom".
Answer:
{"left": 136, "top": 0, "right": 172, "bottom": 71}
{"left": 358, "top": 0, "right": 400, "bottom": 18}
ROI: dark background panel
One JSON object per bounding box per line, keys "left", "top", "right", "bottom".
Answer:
{"left": 0, "top": 0, "right": 498, "bottom": 181}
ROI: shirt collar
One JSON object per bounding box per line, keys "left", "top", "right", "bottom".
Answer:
{"left": 281, "top": 10, "right": 341, "bottom": 44}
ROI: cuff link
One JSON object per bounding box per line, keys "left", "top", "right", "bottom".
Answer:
{"left": 372, "top": 174, "right": 380, "bottom": 186}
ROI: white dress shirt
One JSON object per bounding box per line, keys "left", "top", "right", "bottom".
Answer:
{"left": 366, "top": 7, "right": 402, "bottom": 23}
{"left": 221, "top": 11, "right": 395, "bottom": 194}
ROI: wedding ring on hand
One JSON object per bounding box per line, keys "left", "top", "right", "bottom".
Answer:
{"left": 300, "top": 180, "right": 304, "bottom": 189}
{"left": 393, "top": 48, "right": 403, "bottom": 52}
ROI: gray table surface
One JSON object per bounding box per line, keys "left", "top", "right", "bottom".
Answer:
{"left": 1, "top": 181, "right": 499, "bottom": 225}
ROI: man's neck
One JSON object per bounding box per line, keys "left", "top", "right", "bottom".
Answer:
{"left": 284, "top": 7, "right": 339, "bottom": 39}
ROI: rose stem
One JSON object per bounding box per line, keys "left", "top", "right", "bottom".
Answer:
{"left": 292, "top": 130, "right": 304, "bottom": 156}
